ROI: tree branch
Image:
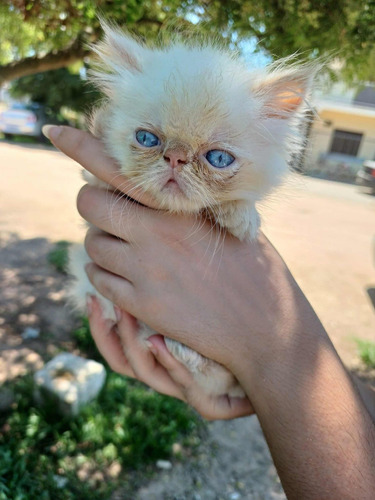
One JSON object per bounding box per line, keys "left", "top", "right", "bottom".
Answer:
{"left": 0, "top": 38, "right": 91, "bottom": 86}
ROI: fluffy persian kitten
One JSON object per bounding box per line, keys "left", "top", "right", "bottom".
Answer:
{"left": 69, "top": 22, "right": 314, "bottom": 398}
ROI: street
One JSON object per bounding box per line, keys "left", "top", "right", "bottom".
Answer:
{"left": 1, "top": 140, "right": 374, "bottom": 366}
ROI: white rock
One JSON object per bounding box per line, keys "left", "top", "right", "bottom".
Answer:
{"left": 33, "top": 353, "right": 106, "bottom": 416}
{"left": 22, "top": 327, "right": 40, "bottom": 339}
{"left": 156, "top": 460, "right": 172, "bottom": 470}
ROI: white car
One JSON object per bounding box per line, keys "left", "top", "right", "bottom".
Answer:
{"left": 0, "top": 102, "right": 49, "bottom": 140}
{"left": 356, "top": 160, "right": 375, "bottom": 195}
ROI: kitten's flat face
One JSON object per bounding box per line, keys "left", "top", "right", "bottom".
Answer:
{"left": 102, "top": 50, "right": 265, "bottom": 212}
{"left": 123, "top": 81, "right": 246, "bottom": 213}
{"left": 92, "top": 27, "right": 312, "bottom": 212}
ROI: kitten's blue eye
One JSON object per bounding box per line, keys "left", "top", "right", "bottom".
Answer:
{"left": 205, "top": 150, "right": 235, "bottom": 168}
{"left": 136, "top": 130, "right": 161, "bottom": 147}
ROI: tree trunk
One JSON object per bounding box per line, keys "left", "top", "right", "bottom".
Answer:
{"left": 0, "top": 39, "right": 90, "bottom": 86}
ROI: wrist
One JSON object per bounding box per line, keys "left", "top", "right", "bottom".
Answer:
{"left": 229, "top": 268, "right": 326, "bottom": 387}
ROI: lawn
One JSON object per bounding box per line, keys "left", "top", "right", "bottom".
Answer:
{"left": 0, "top": 243, "right": 203, "bottom": 499}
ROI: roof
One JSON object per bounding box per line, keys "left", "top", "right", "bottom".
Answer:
{"left": 315, "top": 99, "right": 375, "bottom": 118}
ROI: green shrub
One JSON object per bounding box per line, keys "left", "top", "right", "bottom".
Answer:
{"left": 0, "top": 320, "right": 203, "bottom": 499}
{"left": 355, "top": 339, "right": 375, "bottom": 369}
{"left": 47, "top": 241, "right": 71, "bottom": 274}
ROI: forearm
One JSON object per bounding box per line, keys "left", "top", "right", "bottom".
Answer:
{"left": 236, "top": 294, "right": 375, "bottom": 499}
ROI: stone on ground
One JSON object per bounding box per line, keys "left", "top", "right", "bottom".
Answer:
{"left": 34, "top": 352, "right": 106, "bottom": 416}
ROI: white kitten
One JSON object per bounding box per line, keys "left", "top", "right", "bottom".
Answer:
{"left": 69, "top": 22, "right": 315, "bottom": 398}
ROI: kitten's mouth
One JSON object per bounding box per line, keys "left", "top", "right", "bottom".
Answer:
{"left": 162, "top": 176, "right": 185, "bottom": 195}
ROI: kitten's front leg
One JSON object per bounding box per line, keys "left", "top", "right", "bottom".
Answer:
{"left": 209, "top": 201, "right": 260, "bottom": 241}
{"left": 67, "top": 169, "right": 116, "bottom": 320}
{"left": 138, "top": 323, "right": 245, "bottom": 398}
{"left": 67, "top": 243, "right": 117, "bottom": 321}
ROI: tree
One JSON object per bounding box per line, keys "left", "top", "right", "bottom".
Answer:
{"left": 1, "top": 0, "right": 374, "bottom": 86}
{"left": 225, "top": 0, "right": 375, "bottom": 83}
{"left": 9, "top": 67, "right": 100, "bottom": 116}
{"left": 0, "top": 0, "right": 187, "bottom": 85}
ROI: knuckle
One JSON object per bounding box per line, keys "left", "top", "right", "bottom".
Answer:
{"left": 62, "top": 126, "right": 86, "bottom": 157}
{"left": 71, "top": 128, "right": 87, "bottom": 152}
{"left": 96, "top": 277, "right": 114, "bottom": 302}
{"left": 87, "top": 268, "right": 110, "bottom": 300}
{"left": 145, "top": 296, "right": 164, "bottom": 319}
{"left": 150, "top": 266, "right": 169, "bottom": 283}
{"left": 84, "top": 230, "right": 101, "bottom": 262}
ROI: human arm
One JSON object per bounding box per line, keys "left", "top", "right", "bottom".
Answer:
{"left": 44, "top": 125, "right": 375, "bottom": 499}
{"left": 80, "top": 197, "right": 375, "bottom": 500}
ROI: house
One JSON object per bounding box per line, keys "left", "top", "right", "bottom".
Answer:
{"left": 304, "top": 84, "right": 375, "bottom": 182}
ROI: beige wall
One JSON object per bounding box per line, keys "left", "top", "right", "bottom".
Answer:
{"left": 307, "top": 108, "right": 375, "bottom": 166}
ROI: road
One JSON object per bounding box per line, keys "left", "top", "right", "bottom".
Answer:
{"left": 1, "top": 140, "right": 374, "bottom": 366}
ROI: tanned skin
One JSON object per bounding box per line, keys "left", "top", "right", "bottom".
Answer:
{"left": 44, "top": 125, "right": 375, "bottom": 500}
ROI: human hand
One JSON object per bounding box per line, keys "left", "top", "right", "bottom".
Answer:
{"left": 42, "top": 126, "right": 312, "bottom": 389}
{"left": 45, "top": 127, "right": 375, "bottom": 498}
{"left": 42, "top": 125, "right": 159, "bottom": 208}
{"left": 86, "top": 293, "right": 254, "bottom": 420}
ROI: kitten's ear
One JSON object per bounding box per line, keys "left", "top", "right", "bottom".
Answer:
{"left": 92, "top": 19, "right": 145, "bottom": 74}
{"left": 252, "top": 62, "right": 316, "bottom": 119}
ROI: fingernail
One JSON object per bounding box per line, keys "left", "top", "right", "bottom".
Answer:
{"left": 86, "top": 294, "right": 95, "bottom": 315}
{"left": 114, "top": 305, "right": 122, "bottom": 323}
{"left": 42, "top": 124, "right": 61, "bottom": 141}
{"left": 145, "top": 340, "right": 158, "bottom": 355}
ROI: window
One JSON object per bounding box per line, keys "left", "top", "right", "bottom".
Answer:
{"left": 330, "top": 129, "right": 362, "bottom": 156}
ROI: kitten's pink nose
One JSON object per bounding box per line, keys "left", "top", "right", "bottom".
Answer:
{"left": 163, "top": 149, "right": 187, "bottom": 169}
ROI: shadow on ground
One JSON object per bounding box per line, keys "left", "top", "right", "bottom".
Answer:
{"left": 0, "top": 137, "right": 54, "bottom": 151}
{"left": 0, "top": 233, "right": 78, "bottom": 383}
{"left": 367, "top": 287, "right": 375, "bottom": 311}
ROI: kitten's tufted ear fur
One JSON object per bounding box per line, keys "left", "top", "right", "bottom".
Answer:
{"left": 91, "top": 20, "right": 145, "bottom": 75}
{"left": 252, "top": 61, "right": 316, "bottom": 119}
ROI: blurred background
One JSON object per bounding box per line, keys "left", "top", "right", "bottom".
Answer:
{"left": 0, "top": 1, "right": 374, "bottom": 499}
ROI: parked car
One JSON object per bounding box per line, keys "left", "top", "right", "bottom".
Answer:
{"left": 356, "top": 160, "right": 375, "bottom": 195}
{"left": 0, "top": 102, "right": 65, "bottom": 141}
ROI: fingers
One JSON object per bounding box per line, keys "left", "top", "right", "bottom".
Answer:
{"left": 87, "top": 295, "right": 184, "bottom": 399}
{"left": 147, "top": 336, "right": 255, "bottom": 420}
{"left": 42, "top": 125, "right": 159, "bottom": 208}
{"left": 85, "top": 262, "right": 138, "bottom": 315}
{"left": 84, "top": 227, "right": 135, "bottom": 281}
{"left": 77, "top": 184, "right": 158, "bottom": 241}
{"left": 87, "top": 295, "right": 254, "bottom": 420}
{"left": 207, "top": 394, "right": 255, "bottom": 421}
{"left": 146, "top": 335, "right": 197, "bottom": 389}
{"left": 116, "top": 321, "right": 185, "bottom": 400}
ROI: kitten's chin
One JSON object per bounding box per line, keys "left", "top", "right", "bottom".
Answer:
{"left": 155, "top": 183, "right": 203, "bottom": 213}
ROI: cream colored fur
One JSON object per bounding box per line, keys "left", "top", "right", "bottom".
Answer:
{"left": 69, "top": 22, "right": 315, "bottom": 398}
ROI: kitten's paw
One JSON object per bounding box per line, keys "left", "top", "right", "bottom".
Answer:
{"left": 164, "top": 337, "right": 245, "bottom": 398}
{"left": 208, "top": 202, "right": 260, "bottom": 241}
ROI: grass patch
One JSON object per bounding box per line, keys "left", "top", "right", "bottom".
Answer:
{"left": 355, "top": 339, "right": 375, "bottom": 369}
{"left": 0, "top": 320, "right": 203, "bottom": 499}
{"left": 47, "top": 241, "right": 71, "bottom": 274}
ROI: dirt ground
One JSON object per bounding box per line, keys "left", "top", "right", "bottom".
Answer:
{"left": 1, "top": 140, "right": 375, "bottom": 499}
